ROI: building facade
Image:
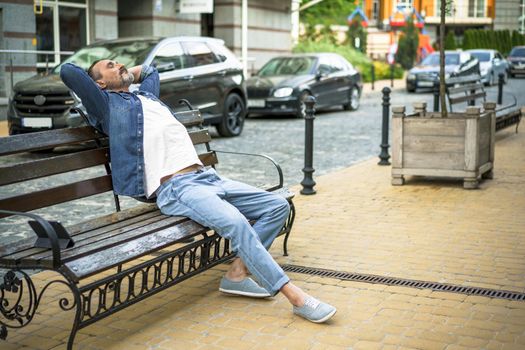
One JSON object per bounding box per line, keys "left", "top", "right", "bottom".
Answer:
{"left": 361, "top": 0, "right": 523, "bottom": 58}
{"left": 0, "top": 0, "right": 292, "bottom": 101}
{"left": 363, "top": 0, "right": 523, "bottom": 37}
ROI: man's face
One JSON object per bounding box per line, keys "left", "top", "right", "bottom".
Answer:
{"left": 92, "top": 60, "right": 134, "bottom": 91}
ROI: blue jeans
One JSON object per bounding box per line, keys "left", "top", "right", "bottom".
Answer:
{"left": 156, "top": 168, "right": 291, "bottom": 295}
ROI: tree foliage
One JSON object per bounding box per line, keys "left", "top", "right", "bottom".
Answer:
{"left": 444, "top": 31, "right": 456, "bottom": 50}
{"left": 347, "top": 20, "right": 367, "bottom": 53}
{"left": 300, "top": 0, "right": 357, "bottom": 27}
{"left": 395, "top": 18, "right": 419, "bottom": 70}
{"left": 462, "top": 29, "right": 525, "bottom": 55}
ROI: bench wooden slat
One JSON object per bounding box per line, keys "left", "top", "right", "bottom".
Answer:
{"left": 0, "top": 148, "right": 109, "bottom": 186}
{"left": 0, "top": 126, "right": 104, "bottom": 156}
{"left": 199, "top": 151, "right": 218, "bottom": 167}
{"left": 30, "top": 216, "right": 186, "bottom": 265}
{"left": 449, "top": 92, "right": 487, "bottom": 105}
{"left": 0, "top": 175, "right": 113, "bottom": 218}
{"left": 445, "top": 74, "right": 481, "bottom": 86}
{"left": 175, "top": 110, "right": 203, "bottom": 127}
{"left": 188, "top": 129, "right": 211, "bottom": 145}
{"left": 447, "top": 83, "right": 485, "bottom": 95}
{"left": 63, "top": 219, "right": 208, "bottom": 281}
{"left": 0, "top": 210, "right": 162, "bottom": 262}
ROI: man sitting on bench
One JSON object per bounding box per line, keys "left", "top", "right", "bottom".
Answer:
{"left": 60, "top": 61, "right": 336, "bottom": 323}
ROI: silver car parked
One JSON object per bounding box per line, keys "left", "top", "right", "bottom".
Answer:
{"left": 466, "top": 49, "right": 509, "bottom": 86}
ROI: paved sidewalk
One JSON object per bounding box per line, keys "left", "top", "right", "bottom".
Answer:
{"left": 1, "top": 127, "right": 524, "bottom": 350}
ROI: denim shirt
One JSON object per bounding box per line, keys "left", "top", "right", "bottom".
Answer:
{"left": 60, "top": 63, "right": 169, "bottom": 197}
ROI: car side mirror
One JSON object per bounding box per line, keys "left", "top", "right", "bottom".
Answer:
{"left": 315, "top": 70, "right": 325, "bottom": 81}
{"left": 156, "top": 62, "right": 176, "bottom": 73}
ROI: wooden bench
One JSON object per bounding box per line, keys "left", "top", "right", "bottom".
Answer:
{"left": 444, "top": 75, "right": 521, "bottom": 132}
{"left": 445, "top": 74, "right": 486, "bottom": 112}
{"left": 0, "top": 106, "right": 295, "bottom": 349}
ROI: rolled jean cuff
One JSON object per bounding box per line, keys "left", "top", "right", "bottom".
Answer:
{"left": 269, "top": 275, "right": 290, "bottom": 296}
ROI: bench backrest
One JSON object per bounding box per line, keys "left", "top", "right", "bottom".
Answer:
{"left": 0, "top": 109, "right": 216, "bottom": 219}
{"left": 446, "top": 74, "right": 486, "bottom": 111}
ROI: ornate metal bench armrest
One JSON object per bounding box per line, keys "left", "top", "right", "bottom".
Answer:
{"left": 0, "top": 210, "right": 62, "bottom": 268}
{"left": 211, "top": 149, "right": 284, "bottom": 191}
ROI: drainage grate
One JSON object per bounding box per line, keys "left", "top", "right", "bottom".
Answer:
{"left": 282, "top": 264, "right": 525, "bottom": 301}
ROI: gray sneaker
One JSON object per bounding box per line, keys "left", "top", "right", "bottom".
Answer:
{"left": 219, "top": 277, "right": 271, "bottom": 298}
{"left": 293, "top": 296, "right": 337, "bottom": 323}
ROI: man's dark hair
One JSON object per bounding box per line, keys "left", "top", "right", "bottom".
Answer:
{"left": 87, "top": 59, "right": 104, "bottom": 81}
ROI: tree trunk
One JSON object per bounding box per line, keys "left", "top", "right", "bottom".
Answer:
{"left": 439, "top": 0, "right": 448, "bottom": 117}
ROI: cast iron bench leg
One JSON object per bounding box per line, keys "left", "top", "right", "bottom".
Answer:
{"left": 0, "top": 269, "right": 81, "bottom": 350}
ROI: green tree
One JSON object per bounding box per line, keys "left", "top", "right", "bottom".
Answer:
{"left": 512, "top": 30, "right": 521, "bottom": 47}
{"left": 299, "top": 0, "right": 359, "bottom": 42}
{"left": 347, "top": 19, "right": 367, "bottom": 53}
{"left": 444, "top": 31, "right": 456, "bottom": 50}
{"left": 395, "top": 18, "right": 419, "bottom": 69}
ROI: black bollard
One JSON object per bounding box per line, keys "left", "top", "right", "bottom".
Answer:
{"left": 300, "top": 96, "right": 316, "bottom": 195}
{"left": 433, "top": 80, "right": 440, "bottom": 112}
{"left": 371, "top": 63, "right": 375, "bottom": 91}
{"left": 390, "top": 64, "right": 394, "bottom": 88}
{"left": 497, "top": 73, "right": 504, "bottom": 105}
{"left": 378, "top": 87, "right": 391, "bottom": 165}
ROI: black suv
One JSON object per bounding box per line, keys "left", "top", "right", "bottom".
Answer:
{"left": 8, "top": 37, "right": 247, "bottom": 137}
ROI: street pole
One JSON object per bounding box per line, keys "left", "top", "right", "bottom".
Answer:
{"left": 378, "top": 87, "right": 391, "bottom": 165}
{"left": 497, "top": 73, "right": 504, "bottom": 105}
{"left": 301, "top": 96, "right": 316, "bottom": 195}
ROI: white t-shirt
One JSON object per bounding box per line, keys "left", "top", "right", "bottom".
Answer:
{"left": 138, "top": 95, "right": 203, "bottom": 198}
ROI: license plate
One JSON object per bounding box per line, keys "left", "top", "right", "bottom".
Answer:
{"left": 248, "top": 99, "right": 265, "bottom": 108}
{"left": 418, "top": 81, "right": 434, "bottom": 87}
{"left": 22, "top": 117, "right": 52, "bottom": 128}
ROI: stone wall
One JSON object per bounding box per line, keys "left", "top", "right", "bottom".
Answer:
{"left": 0, "top": 2, "right": 37, "bottom": 101}
{"left": 494, "top": 0, "right": 521, "bottom": 31}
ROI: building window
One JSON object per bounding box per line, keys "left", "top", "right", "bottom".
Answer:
{"left": 397, "top": 0, "right": 413, "bottom": 11}
{"left": 372, "top": 0, "right": 379, "bottom": 20}
{"left": 468, "top": 0, "right": 485, "bottom": 18}
{"left": 35, "top": 0, "right": 89, "bottom": 68}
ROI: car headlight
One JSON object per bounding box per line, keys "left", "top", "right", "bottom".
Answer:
{"left": 273, "top": 87, "right": 293, "bottom": 98}
{"left": 480, "top": 69, "right": 488, "bottom": 76}
{"left": 444, "top": 73, "right": 451, "bottom": 79}
{"left": 407, "top": 73, "right": 416, "bottom": 80}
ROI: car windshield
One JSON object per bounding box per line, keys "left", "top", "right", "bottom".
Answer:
{"left": 53, "top": 40, "right": 159, "bottom": 73}
{"left": 258, "top": 57, "right": 316, "bottom": 76}
{"left": 509, "top": 47, "right": 525, "bottom": 57}
{"left": 421, "top": 53, "right": 460, "bottom": 66}
{"left": 470, "top": 52, "right": 491, "bottom": 62}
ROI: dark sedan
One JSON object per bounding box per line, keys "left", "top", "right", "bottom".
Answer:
{"left": 406, "top": 51, "right": 480, "bottom": 92}
{"left": 507, "top": 46, "right": 525, "bottom": 77}
{"left": 246, "top": 53, "right": 362, "bottom": 117}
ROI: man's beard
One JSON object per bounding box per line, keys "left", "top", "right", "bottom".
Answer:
{"left": 106, "top": 72, "right": 134, "bottom": 90}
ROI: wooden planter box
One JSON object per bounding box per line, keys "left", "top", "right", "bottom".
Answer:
{"left": 391, "top": 102, "right": 496, "bottom": 189}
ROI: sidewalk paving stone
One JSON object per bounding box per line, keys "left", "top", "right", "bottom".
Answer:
{"left": 1, "top": 127, "right": 524, "bottom": 349}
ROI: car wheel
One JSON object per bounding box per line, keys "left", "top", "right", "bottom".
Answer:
{"left": 343, "top": 86, "right": 360, "bottom": 111}
{"left": 296, "top": 91, "right": 312, "bottom": 118}
{"left": 217, "top": 93, "right": 245, "bottom": 137}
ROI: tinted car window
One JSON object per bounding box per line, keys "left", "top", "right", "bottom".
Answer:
{"left": 317, "top": 56, "right": 337, "bottom": 74}
{"left": 258, "top": 57, "right": 316, "bottom": 76}
{"left": 182, "top": 41, "right": 220, "bottom": 67}
{"left": 330, "top": 57, "right": 345, "bottom": 72}
{"left": 509, "top": 47, "right": 525, "bottom": 57}
{"left": 470, "top": 52, "right": 490, "bottom": 62}
{"left": 152, "top": 42, "right": 190, "bottom": 71}
{"left": 53, "top": 41, "right": 158, "bottom": 73}
{"left": 421, "top": 53, "right": 460, "bottom": 66}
